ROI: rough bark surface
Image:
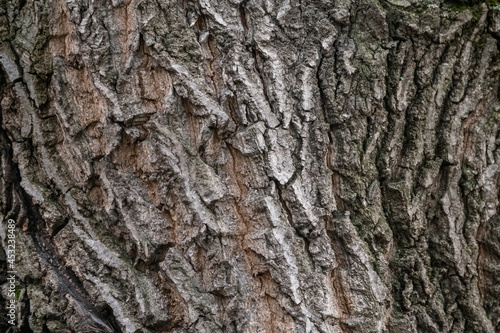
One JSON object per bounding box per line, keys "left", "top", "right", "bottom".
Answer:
{"left": 1, "top": 0, "right": 500, "bottom": 332}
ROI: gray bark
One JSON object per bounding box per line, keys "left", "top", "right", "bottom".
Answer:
{"left": 1, "top": 0, "right": 500, "bottom": 332}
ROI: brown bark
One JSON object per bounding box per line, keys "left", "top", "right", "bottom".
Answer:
{"left": 1, "top": 0, "right": 500, "bottom": 332}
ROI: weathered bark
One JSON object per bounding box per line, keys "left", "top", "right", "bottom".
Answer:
{"left": 1, "top": 0, "right": 500, "bottom": 331}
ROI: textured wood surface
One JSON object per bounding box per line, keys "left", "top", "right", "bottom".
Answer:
{"left": 1, "top": 0, "right": 500, "bottom": 332}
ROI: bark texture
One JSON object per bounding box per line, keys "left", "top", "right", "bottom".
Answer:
{"left": 1, "top": 0, "right": 500, "bottom": 332}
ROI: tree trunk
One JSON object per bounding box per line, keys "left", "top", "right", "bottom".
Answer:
{"left": 1, "top": 0, "right": 500, "bottom": 332}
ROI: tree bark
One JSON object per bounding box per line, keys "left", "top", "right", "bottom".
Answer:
{"left": 1, "top": 0, "right": 500, "bottom": 332}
